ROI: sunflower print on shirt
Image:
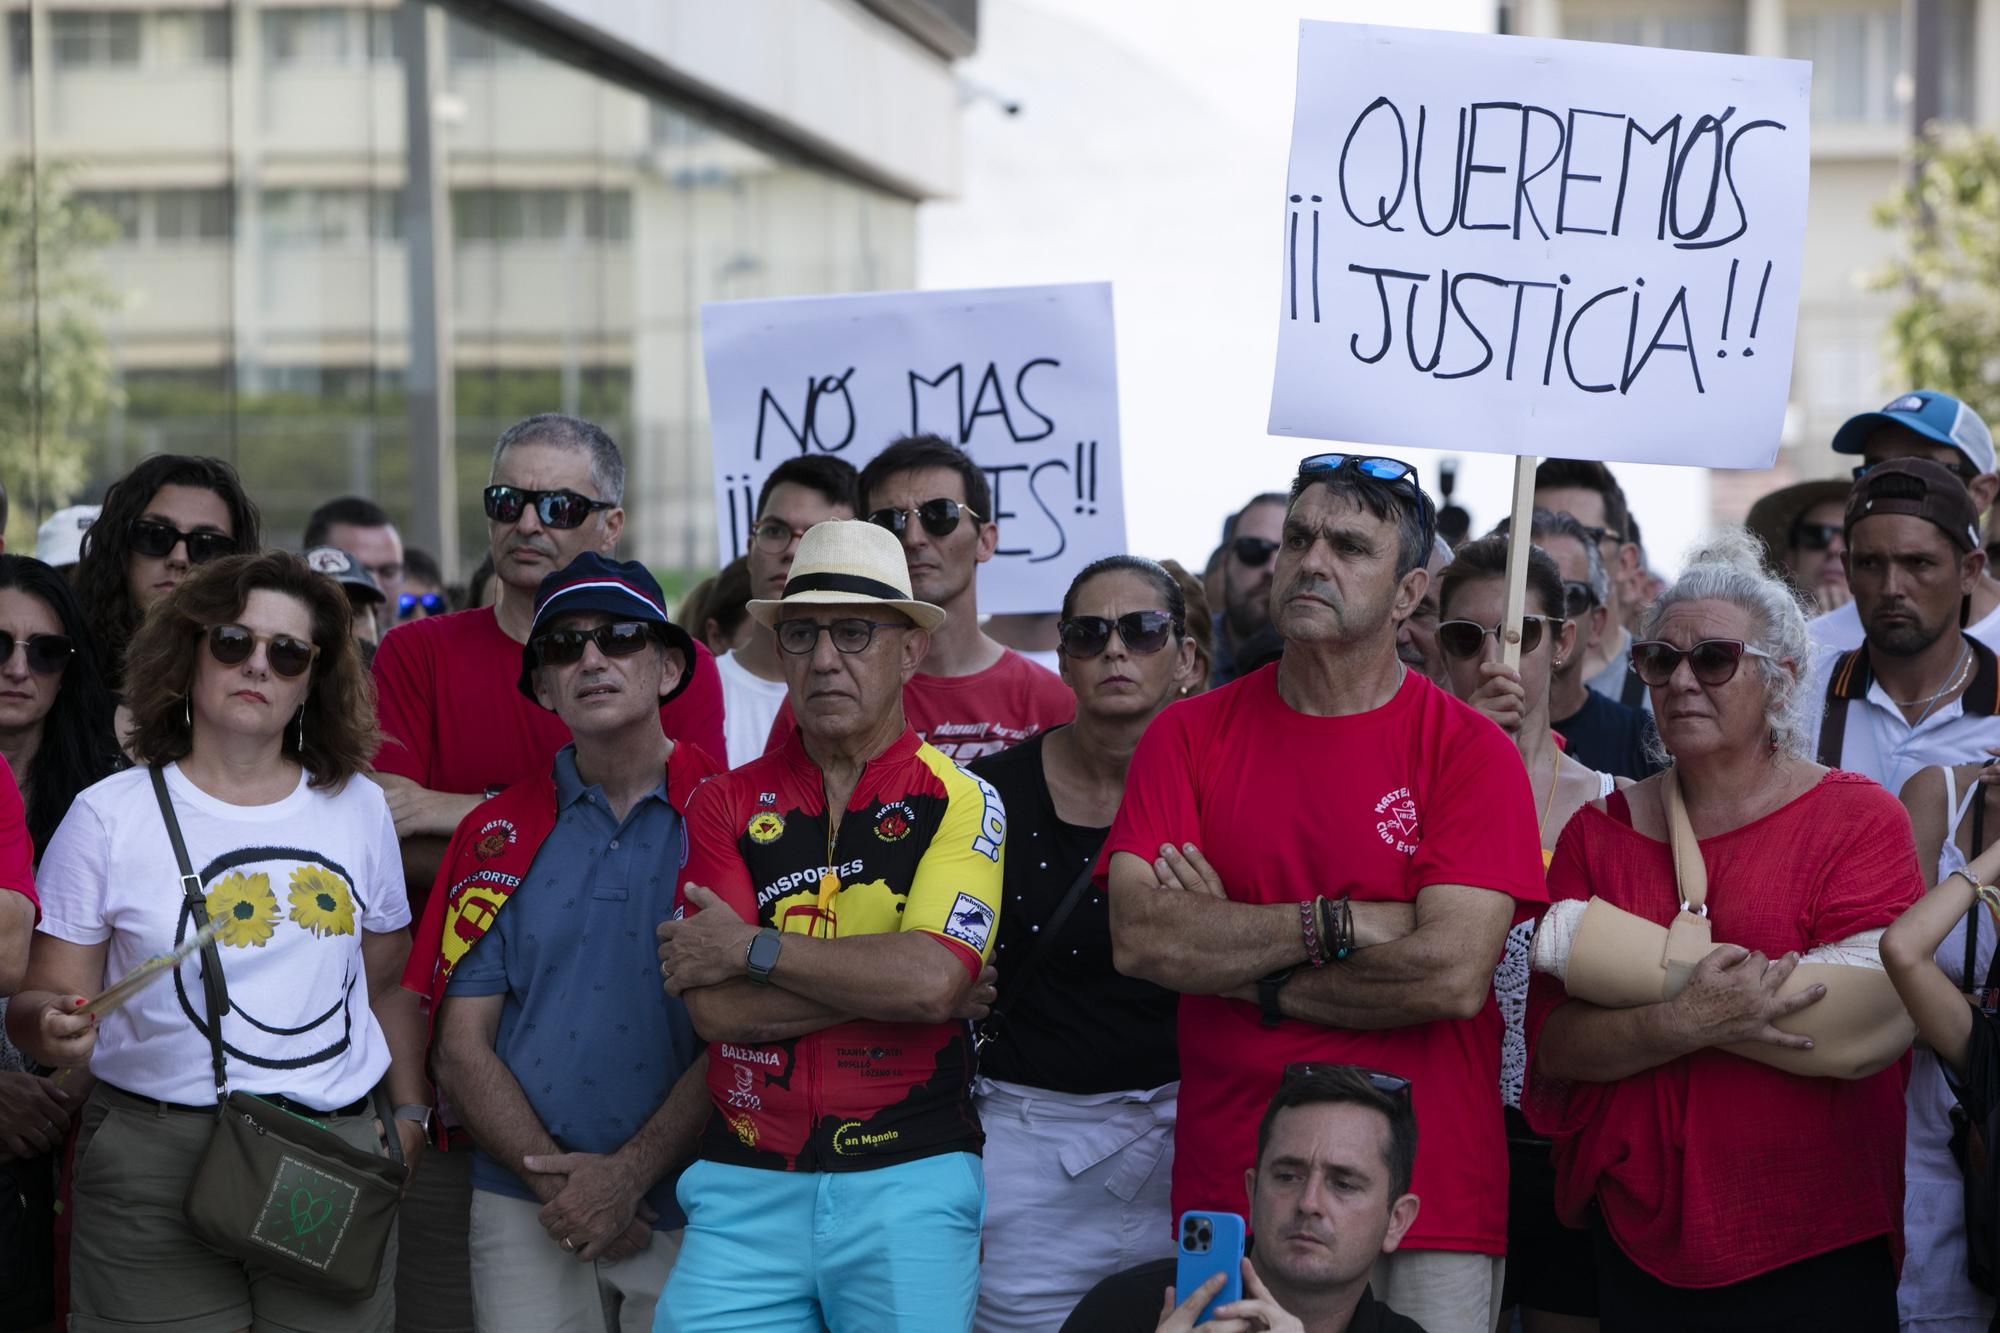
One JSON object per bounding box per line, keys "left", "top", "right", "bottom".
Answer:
{"left": 205, "top": 872, "right": 281, "bottom": 948}
{"left": 287, "top": 865, "right": 356, "bottom": 938}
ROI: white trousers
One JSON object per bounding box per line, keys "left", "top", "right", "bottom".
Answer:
{"left": 469, "top": 1187, "right": 682, "bottom": 1333}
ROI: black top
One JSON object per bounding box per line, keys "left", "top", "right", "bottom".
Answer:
{"left": 1061, "top": 1257, "right": 1428, "bottom": 1333}
{"left": 1951, "top": 1007, "right": 2000, "bottom": 1332}
{"left": 1553, "top": 687, "right": 1664, "bottom": 782}
{"left": 968, "top": 731, "right": 1179, "bottom": 1094}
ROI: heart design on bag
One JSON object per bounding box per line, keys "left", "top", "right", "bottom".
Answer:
{"left": 290, "top": 1188, "right": 334, "bottom": 1239}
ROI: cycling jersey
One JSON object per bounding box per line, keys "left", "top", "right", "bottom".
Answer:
{"left": 679, "top": 726, "right": 1007, "bottom": 1172}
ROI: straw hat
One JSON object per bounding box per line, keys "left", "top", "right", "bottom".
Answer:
{"left": 746, "top": 520, "right": 946, "bottom": 632}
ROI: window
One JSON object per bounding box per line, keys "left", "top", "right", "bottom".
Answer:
{"left": 151, "top": 11, "right": 231, "bottom": 66}
{"left": 52, "top": 12, "right": 142, "bottom": 68}
{"left": 262, "top": 8, "right": 399, "bottom": 67}
{"left": 453, "top": 188, "right": 570, "bottom": 243}
{"left": 1565, "top": 7, "right": 1744, "bottom": 53}
{"left": 155, "top": 189, "right": 233, "bottom": 244}
{"left": 580, "top": 190, "right": 631, "bottom": 242}
{"left": 1788, "top": 7, "right": 1904, "bottom": 125}
{"left": 75, "top": 191, "right": 142, "bottom": 243}
{"left": 261, "top": 189, "right": 399, "bottom": 248}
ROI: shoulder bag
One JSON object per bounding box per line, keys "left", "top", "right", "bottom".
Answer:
{"left": 152, "top": 766, "right": 408, "bottom": 1299}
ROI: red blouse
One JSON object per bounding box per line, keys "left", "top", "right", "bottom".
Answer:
{"left": 1523, "top": 770, "right": 1921, "bottom": 1288}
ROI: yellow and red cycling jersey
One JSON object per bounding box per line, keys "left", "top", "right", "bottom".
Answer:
{"left": 678, "top": 726, "right": 1006, "bottom": 1172}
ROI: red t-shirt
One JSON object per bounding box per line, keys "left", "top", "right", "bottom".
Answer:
{"left": 764, "top": 647, "right": 1075, "bottom": 761}
{"left": 0, "top": 755, "right": 36, "bottom": 913}
{"left": 371, "top": 606, "right": 726, "bottom": 796}
{"left": 1523, "top": 771, "right": 1921, "bottom": 1288}
{"left": 1100, "top": 664, "right": 1545, "bottom": 1255}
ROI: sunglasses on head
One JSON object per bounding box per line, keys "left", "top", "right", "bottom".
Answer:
{"left": 532, "top": 621, "right": 656, "bottom": 667}
{"left": 129, "top": 518, "right": 236, "bottom": 565}
{"left": 775, "top": 618, "right": 906, "bottom": 656}
{"left": 1629, "top": 638, "right": 1772, "bottom": 688}
{"left": 483, "top": 486, "right": 615, "bottom": 530}
{"left": 1281, "top": 1063, "right": 1412, "bottom": 1098}
{"left": 866, "top": 499, "right": 980, "bottom": 540}
{"left": 1436, "top": 615, "right": 1559, "bottom": 660}
{"left": 1562, "top": 580, "right": 1599, "bottom": 618}
{"left": 1231, "top": 535, "right": 1279, "bottom": 568}
{"left": 206, "top": 624, "right": 320, "bottom": 679}
{"left": 1058, "top": 610, "right": 1179, "bottom": 659}
{"left": 1790, "top": 521, "right": 1842, "bottom": 553}
{"left": 398, "top": 591, "right": 446, "bottom": 618}
{"left": 0, "top": 631, "right": 73, "bottom": 674}
{"left": 1296, "top": 454, "right": 1435, "bottom": 547}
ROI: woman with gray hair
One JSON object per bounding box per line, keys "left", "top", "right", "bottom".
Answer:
{"left": 1521, "top": 529, "right": 1924, "bottom": 1331}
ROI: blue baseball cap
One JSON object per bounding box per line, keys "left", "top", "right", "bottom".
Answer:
{"left": 515, "top": 552, "right": 697, "bottom": 708}
{"left": 1831, "top": 390, "right": 1995, "bottom": 476}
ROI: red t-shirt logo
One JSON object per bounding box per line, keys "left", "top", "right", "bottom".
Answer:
{"left": 1373, "top": 787, "right": 1421, "bottom": 852}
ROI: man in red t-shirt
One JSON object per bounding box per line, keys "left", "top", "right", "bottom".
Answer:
{"left": 1103, "top": 455, "right": 1545, "bottom": 1333}
{"left": 764, "top": 435, "right": 1072, "bottom": 761}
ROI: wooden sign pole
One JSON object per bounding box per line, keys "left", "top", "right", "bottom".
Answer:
{"left": 1500, "top": 455, "right": 1539, "bottom": 670}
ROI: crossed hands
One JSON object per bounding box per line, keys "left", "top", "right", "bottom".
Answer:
{"left": 522, "top": 1150, "right": 656, "bottom": 1264}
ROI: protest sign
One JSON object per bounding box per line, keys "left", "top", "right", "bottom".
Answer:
{"left": 701, "top": 283, "right": 1125, "bottom": 616}
{"left": 1268, "top": 22, "right": 1811, "bottom": 472}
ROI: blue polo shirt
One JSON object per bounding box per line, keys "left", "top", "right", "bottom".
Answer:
{"left": 446, "top": 744, "right": 699, "bottom": 1229}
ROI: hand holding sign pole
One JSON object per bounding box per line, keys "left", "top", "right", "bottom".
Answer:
{"left": 1269, "top": 22, "right": 1810, "bottom": 668}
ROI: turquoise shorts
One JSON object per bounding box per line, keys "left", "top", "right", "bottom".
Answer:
{"left": 654, "top": 1152, "right": 984, "bottom": 1333}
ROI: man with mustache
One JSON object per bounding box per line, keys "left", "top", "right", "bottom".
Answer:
{"left": 1212, "top": 492, "right": 1288, "bottom": 687}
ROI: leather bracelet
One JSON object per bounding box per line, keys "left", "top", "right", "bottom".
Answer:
{"left": 1299, "top": 899, "right": 1328, "bottom": 967}
{"left": 1332, "top": 895, "right": 1355, "bottom": 961}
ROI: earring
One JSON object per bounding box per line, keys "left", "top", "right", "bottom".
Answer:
{"left": 294, "top": 707, "right": 305, "bottom": 753}
{"left": 182, "top": 696, "right": 191, "bottom": 730}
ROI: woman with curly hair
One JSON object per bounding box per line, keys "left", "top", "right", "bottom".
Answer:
{"left": 7, "top": 551, "right": 423, "bottom": 1332}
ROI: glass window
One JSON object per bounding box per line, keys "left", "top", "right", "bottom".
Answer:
{"left": 53, "top": 12, "right": 142, "bottom": 68}
{"left": 75, "top": 191, "right": 141, "bottom": 242}
{"left": 1565, "top": 5, "right": 1744, "bottom": 52}
{"left": 155, "top": 188, "right": 233, "bottom": 243}
{"left": 1789, "top": 6, "right": 1904, "bottom": 125}
{"left": 151, "top": 11, "right": 232, "bottom": 66}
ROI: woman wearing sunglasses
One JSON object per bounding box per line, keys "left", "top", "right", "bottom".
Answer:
{"left": 1524, "top": 531, "right": 1924, "bottom": 1331}
{"left": 8, "top": 552, "right": 424, "bottom": 1333}
{"left": 1431, "top": 535, "right": 1616, "bottom": 1333}
{"left": 966, "top": 555, "right": 1200, "bottom": 1333}
{"left": 73, "top": 454, "right": 261, "bottom": 706}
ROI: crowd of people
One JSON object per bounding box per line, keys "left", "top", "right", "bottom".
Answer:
{"left": 0, "top": 391, "right": 1994, "bottom": 1333}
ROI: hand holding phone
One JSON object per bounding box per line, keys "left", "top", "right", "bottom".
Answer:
{"left": 1171, "top": 1210, "right": 1246, "bottom": 1325}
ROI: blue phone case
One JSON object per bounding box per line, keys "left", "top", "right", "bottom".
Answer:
{"left": 1174, "top": 1210, "right": 1246, "bottom": 1323}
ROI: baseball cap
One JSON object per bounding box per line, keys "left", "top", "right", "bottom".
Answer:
{"left": 36, "top": 505, "right": 98, "bottom": 567}
{"left": 1843, "top": 458, "right": 1982, "bottom": 554}
{"left": 302, "top": 546, "right": 384, "bottom": 603}
{"left": 515, "top": 552, "right": 697, "bottom": 708}
{"left": 1831, "top": 391, "right": 1996, "bottom": 477}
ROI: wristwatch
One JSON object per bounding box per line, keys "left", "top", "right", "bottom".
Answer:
{"left": 392, "top": 1104, "right": 432, "bottom": 1136}
{"left": 746, "top": 927, "right": 783, "bottom": 986}
{"left": 1256, "top": 967, "right": 1296, "bottom": 1029}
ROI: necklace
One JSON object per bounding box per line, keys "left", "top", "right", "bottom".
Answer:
{"left": 1887, "top": 641, "right": 1971, "bottom": 718}
{"left": 1535, "top": 743, "right": 1562, "bottom": 844}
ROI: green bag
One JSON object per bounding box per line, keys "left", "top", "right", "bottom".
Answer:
{"left": 150, "top": 766, "right": 408, "bottom": 1300}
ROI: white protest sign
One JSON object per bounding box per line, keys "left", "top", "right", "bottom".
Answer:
{"left": 701, "top": 283, "right": 1125, "bottom": 615}
{"left": 1268, "top": 23, "right": 1811, "bottom": 470}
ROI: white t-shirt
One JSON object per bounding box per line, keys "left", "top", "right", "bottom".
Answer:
{"left": 717, "top": 650, "right": 789, "bottom": 768}
{"left": 37, "top": 763, "right": 409, "bottom": 1108}
{"left": 1810, "top": 597, "right": 2000, "bottom": 654}
{"left": 1803, "top": 641, "right": 2000, "bottom": 798}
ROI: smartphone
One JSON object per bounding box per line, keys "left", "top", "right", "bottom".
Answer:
{"left": 1174, "top": 1210, "right": 1246, "bottom": 1323}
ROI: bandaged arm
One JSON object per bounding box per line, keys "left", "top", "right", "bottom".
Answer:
{"left": 1531, "top": 897, "right": 1915, "bottom": 1079}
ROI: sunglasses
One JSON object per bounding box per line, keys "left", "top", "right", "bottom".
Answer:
{"left": 1790, "top": 521, "right": 1842, "bottom": 553}
{"left": 206, "top": 624, "right": 320, "bottom": 679}
{"left": 532, "top": 621, "right": 656, "bottom": 667}
{"left": 752, "top": 517, "right": 813, "bottom": 553}
{"left": 1562, "top": 580, "right": 1599, "bottom": 618}
{"left": 1231, "top": 536, "right": 1280, "bottom": 568}
{"left": 1436, "top": 615, "right": 1558, "bottom": 660}
{"left": 483, "top": 486, "right": 616, "bottom": 530}
{"left": 398, "top": 591, "right": 446, "bottom": 619}
{"left": 1296, "top": 454, "right": 1435, "bottom": 546}
{"left": 1058, "top": 611, "right": 1179, "bottom": 659}
{"left": 1281, "top": 1063, "right": 1412, "bottom": 1098}
{"left": 775, "top": 618, "right": 906, "bottom": 656}
{"left": 0, "top": 631, "right": 73, "bottom": 674}
{"left": 866, "top": 499, "right": 981, "bottom": 540}
{"left": 1629, "top": 638, "right": 1772, "bottom": 688}
{"left": 129, "top": 518, "right": 236, "bottom": 565}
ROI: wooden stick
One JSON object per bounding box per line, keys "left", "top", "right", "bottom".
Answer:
{"left": 1500, "top": 455, "right": 1539, "bottom": 670}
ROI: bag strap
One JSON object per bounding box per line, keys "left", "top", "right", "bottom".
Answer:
{"left": 975, "top": 859, "right": 1096, "bottom": 1051}
{"left": 1816, "top": 650, "right": 1858, "bottom": 768}
{"left": 1619, "top": 665, "right": 1647, "bottom": 711}
{"left": 150, "top": 765, "right": 231, "bottom": 1107}
{"left": 1663, "top": 767, "right": 1707, "bottom": 913}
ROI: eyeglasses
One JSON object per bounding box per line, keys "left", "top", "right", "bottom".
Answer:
{"left": 0, "top": 632, "right": 73, "bottom": 674}
{"left": 1578, "top": 523, "right": 1626, "bottom": 548}
{"left": 1231, "top": 536, "right": 1279, "bottom": 568}
{"left": 398, "top": 591, "right": 446, "bottom": 619}
{"left": 1436, "top": 615, "right": 1559, "bottom": 660}
{"left": 483, "top": 486, "right": 616, "bottom": 530}
{"left": 1629, "top": 638, "right": 1772, "bottom": 688}
{"left": 1281, "top": 1063, "right": 1412, "bottom": 1098}
{"left": 1058, "top": 611, "right": 1179, "bottom": 659}
{"left": 206, "top": 624, "right": 320, "bottom": 679}
{"left": 1296, "top": 454, "right": 1435, "bottom": 547}
{"left": 1562, "top": 580, "right": 1599, "bottom": 618}
{"left": 1790, "top": 521, "right": 1842, "bottom": 553}
{"left": 775, "top": 618, "right": 907, "bottom": 656}
{"left": 752, "top": 517, "right": 813, "bottom": 553}
{"left": 129, "top": 518, "right": 236, "bottom": 565}
{"left": 532, "top": 621, "right": 656, "bottom": 667}
{"left": 866, "top": 499, "right": 981, "bottom": 540}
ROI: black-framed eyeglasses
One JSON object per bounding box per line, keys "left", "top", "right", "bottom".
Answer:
{"left": 483, "top": 486, "right": 616, "bottom": 530}
{"left": 866, "top": 499, "right": 980, "bottom": 540}
{"left": 1854, "top": 458, "right": 1979, "bottom": 483}
{"left": 775, "top": 618, "right": 907, "bottom": 656}
{"left": 1437, "top": 615, "right": 1559, "bottom": 660}
{"left": 399, "top": 591, "right": 446, "bottom": 619}
{"left": 1058, "top": 611, "right": 1179, "bottom": 659}
{"left": 1296, "top": 454, "right": 1435, "bottom": 548}
{"left": 129, "top": 518, "right": 236, "bottom": 565}
{"left": 752, "top": 517, "right": 813, "bottom": 553}
{"left": 1231, "top": 535, "right": 1279, "bottom": 568}
{"left": 0, "top": 631, "right": 73, "bottom": 674}
{"left": 1561, "top": 580, "right": 1599, "bottom": 619}
{"left": 1281, "top": 1062, "right": 1412, "bottom": 1099}
{"left": 1629, "top": 638, "right": 1772, "bottom": 688}
{"left": 206, "top": 624, "right": 320, "bottom": 679}
{"left": 532, "top": 621, "right": 656, "bottom": 667}
{"left": 1790, "top": 521, "right": 1842, "bottom": 553}
{"left": 1576, "top": 523, "right": 1625, "bottom": 547}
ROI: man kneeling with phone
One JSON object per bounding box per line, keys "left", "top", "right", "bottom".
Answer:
{"left": 1065, "top": 1064, "right": 1426, "bottom": 1333}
